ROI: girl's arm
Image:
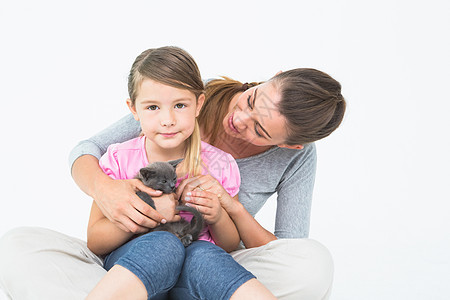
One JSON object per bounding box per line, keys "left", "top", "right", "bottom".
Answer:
{"left": 188, "top": 189, "right": 276, "bottom": 249}
{"left": 87, "top": 201, "right": 135, "bottom": 256}
{"left": 186, "top": 191, "right": 240, "bottom": 252}
{"left": 70, "top": 114, "right": 166, "bottom": 233}
{"left": 179, "top": 176, "right": 274, "bottom": 249}
{"left": 220, "top": 195, "right": 277, "bottom": 248}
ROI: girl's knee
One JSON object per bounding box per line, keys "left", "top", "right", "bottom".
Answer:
{"left": 184, "top": 241, "right": 225, "bottom": 268}
{"left": 142, "top": 231, "right": 185, "bottom": 253}
{"left": 175, "top": 242, "right": 252, "bottom": 299}
{"left": 132, "top": 231, "right": 185, "bottom": 268}
{"left": 117, "top": 232, "right": 186, "bottom": 295}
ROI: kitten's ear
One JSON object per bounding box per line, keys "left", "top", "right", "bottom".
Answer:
{"left": 139, "top": 168, "right": 155, "bottom": 179}
{"left": 168, "top": 160, "right": 181, "bottom": 170}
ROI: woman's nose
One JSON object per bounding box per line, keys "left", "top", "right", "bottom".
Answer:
{"left": 233, "top": 110, "right": 252, "bottom": 130}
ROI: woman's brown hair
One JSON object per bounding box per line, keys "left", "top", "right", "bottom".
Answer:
{"left": 272, "top": 68, "right": 346, "bottom": 145}
{"left": 199, "top": 69, "right": 345, "bottom": 146}
{"left": 128, "top": 46, "right": 205, "bottom": 177}
{"left": 199, "top": 77, "right": 260, "bottom": 146}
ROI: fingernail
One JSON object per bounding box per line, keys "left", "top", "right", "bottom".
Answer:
{"left": 185, "top": 203, "right": 192, "bottom": 207}
{"left": 161, "top": 219, "right": 167, "bottom": 224}
{"left": 185, "top": 196, "right": 191, "bottom": 201}
{"left": 187, "top": 192, "right": 192, "bottom": 196}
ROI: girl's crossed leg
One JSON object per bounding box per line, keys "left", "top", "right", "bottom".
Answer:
{"left": 171, "top": 240, "right": 275, "bottom": 300}
{"left": 87, "top": 231, "right": 185, "bottom": 300}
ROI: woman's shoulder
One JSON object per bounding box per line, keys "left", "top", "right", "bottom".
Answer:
{"left": 237, "top": 143, "right": 316, "bottom": 164}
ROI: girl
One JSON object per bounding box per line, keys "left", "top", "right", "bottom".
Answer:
{"left": 85, "top": 47, "right": 275, "bottom": 299}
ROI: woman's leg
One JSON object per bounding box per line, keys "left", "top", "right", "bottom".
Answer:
{"left": 88, "top": 231, "right": 185, "bottom": 300}
{"left": 0, "top": 227, "right": 105, "bottom": 300}
{"left": 171, "top": 241, "right": 274, "bottom": 300}
{"left": 231, "top": 238, "right": 334, "bottom": 300}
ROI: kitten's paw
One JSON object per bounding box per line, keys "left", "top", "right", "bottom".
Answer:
{"left": 180, "top": 234, "right": 193, "bottom": 247}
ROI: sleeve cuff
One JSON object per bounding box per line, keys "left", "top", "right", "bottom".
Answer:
{"left": 68, "top": 140, "right": 103, "bottom": 170}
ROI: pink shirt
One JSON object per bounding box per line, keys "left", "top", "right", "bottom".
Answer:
{"left": 99, "top": 136, "right": 240, "bottom": 243}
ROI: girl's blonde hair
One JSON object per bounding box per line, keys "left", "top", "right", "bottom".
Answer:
{"left": 128, "top": 46, "right": 204, "bottom": 177}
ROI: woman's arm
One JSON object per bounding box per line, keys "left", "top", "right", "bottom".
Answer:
{"left": 70, "top": 114, "right": 166, "bottom": 233}
{"left": 273, "top": 143, "right": 317, "bottom": 239}
{"left": 72, "top": 155, "right": 165, "bottom": 233}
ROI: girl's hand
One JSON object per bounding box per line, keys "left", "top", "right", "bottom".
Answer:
{"left": 177, "top": 175, "right": 239, "bottom": 214}
{"left": 184, "top": 190, "right": 223, "bottom": 225}
{"left": 93, "top": 176, "right": 167, "bottom": 233}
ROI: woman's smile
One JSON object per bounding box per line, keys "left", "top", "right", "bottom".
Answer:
{"left": 228, "top": 112, "right": 240, "bottom": 134}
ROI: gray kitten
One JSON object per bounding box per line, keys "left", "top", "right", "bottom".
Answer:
{"left": 135, "top": 161, "right": 204, "bottom": 247}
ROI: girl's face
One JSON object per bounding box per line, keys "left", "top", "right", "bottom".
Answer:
{"left": 128, "top": 78, "right": 204, "bottom": 157}
{"left": 222, "top": 81, "right": 300, "bottom": 148}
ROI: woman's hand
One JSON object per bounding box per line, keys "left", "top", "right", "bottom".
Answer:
{"left": 153, "top": 193, "right": 182, "bottom": 223}
{"left": 176, "top": 175, "right": 239, "bottom": 214}
{"left": 92, "top": 175, "right": 168, "bottom": 234}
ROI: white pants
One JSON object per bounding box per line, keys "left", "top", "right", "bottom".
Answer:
{"left": 0, "top": 227, "right": 333, "bottom": 299}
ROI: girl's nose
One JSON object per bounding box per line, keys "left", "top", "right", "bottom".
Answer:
{"left": 160, "top": 109, "right": 176, "bottom": 127}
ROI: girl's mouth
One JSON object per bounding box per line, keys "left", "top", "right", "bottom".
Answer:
{"left": 228, "top": 112, "right": 239, "bottom": 134}
{"left": 160, "top": 132, "right": 178, "bottom": 138}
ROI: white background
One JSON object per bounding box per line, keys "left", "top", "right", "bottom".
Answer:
{"left": 1, "top": 1, "right": 449, "bottom": 299}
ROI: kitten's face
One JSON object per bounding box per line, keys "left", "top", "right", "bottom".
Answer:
{"left": 137, "top": 162, "right": 177, "bottom": 194}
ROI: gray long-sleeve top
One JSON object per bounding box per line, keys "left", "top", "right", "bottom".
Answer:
{"left": 69, "top": 114, "right": 316, "bottom": 238}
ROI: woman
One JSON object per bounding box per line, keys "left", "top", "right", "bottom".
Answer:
{"left": 0, "top": 68, "right": 345, "bottom": 299}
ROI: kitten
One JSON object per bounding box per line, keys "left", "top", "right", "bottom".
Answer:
{"left": 135, "top": 161, "right": 204, "bottom": 247}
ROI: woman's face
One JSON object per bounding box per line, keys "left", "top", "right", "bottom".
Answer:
{"left": 222, "top": 81, "right": 289, "bottom": 147}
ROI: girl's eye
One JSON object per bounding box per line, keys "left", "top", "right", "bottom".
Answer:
{"left": 148, "top": 105, "right": 159, "bottom": 110}
{"left": 175, "top": 103, "right": 186, "bottom": 109}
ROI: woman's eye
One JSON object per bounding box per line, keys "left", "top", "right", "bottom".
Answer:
{"left": 175, "top": 103, "right": 186, "bottom": 109}
{"left": 254, "top": 123, "right": 263, "bottom": 138}
{"left": 148, "top": 105, "right": 159, "bottom": 110}
{"left": 247, "top": 95, "right": 253, "bottom": 110}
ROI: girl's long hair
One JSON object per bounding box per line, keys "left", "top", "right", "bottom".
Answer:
{"left": 128, "top": 46, "right": 204, "bottom": 177}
